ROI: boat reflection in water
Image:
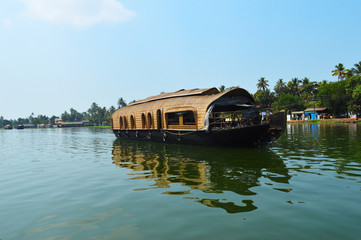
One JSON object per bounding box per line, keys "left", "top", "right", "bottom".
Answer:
{"left": 112, "top": 139, "right": 291, "bottom": 213}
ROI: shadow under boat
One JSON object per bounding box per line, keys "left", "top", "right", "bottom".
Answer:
{"left": 112, "top": 139, "right": 291, "bottom": 214}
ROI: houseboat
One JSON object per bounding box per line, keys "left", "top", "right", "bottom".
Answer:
{"left": 4, "top": 124, "right": 13, "bottom": 130}
{"left": 111, "top": 87, "right": 286, "bottom": 147}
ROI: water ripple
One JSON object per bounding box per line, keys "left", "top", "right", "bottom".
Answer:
{"left": 1, "top": 125, "right": 361, "bottom": 240}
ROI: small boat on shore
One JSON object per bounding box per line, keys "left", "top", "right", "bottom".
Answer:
{"left": 4, "top": 124, "right": 13, "bottom": 130}
{"left": 16, "top": 125, "right": 25, "bottom": 129}
{"left": 111, "top": 87, "right": 286, "bottom": 147}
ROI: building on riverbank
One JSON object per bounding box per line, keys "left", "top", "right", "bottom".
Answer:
{"left": 290, "top": 111, "right": 305, "bottom": 120}
{"left": 54, "top": 118, "right": 62, "bottom": 125}
{"left": 288, "top": 107, "right": 331, "bottom": 121}
{"left": 59, "top": 120, "right": 92, "bottom": 128}
{"left": 304, "top": 107, "right": 329, "bottom": 120}
{"left": 23, "top": 124, "right": 37, "bottom": 128}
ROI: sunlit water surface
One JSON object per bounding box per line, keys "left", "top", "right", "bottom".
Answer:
{"left": 0, "top": 125, "right": 360, "bottom": 240}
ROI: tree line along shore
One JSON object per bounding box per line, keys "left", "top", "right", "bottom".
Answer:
{"left": 222, "top": 61, "right": 361, "bottom": 120}
{"left": 1, "top": 61, "right": 361, "bottom": 128}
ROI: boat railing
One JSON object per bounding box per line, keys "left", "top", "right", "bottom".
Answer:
{"left": 208, "top": 111, "right": 260, "bottom": 130}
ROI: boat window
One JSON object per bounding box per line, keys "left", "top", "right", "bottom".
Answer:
{"left": 141, "top": 114, "right": 146, "bottom": 128}
{"left": 119, "top": 117, "right": 123, "bottom": 129}
{"left": 183, "top": 111, "right": 196, "bottom": 125}
{"left": 157, "top": 109, "right": 162, "bottom": 130}
{"left": 124, "top": 117, "right": 128, "bottom": 129}
{"left": 208, "top": 105, "right": 261, "bottom": 130}
{"left": 147, "top": 113, "right": 153, "bottom": 129}
{"left": 166, "top": 111, "right": 196, "bottom": 129}
{"left": 167, "top": 112, "right": 180, "bottom": 125}
{"left": 130, "top": 115, "right": 136, "bottom": 129}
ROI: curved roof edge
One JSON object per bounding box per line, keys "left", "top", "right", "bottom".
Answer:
{"left": 128, "top": 87, "right": 219, "bottom": 106}
{"left": 212, "top": 88, "right": 256, "bottom": 104}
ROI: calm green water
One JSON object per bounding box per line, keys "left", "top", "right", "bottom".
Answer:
{"left": 0, "top": 125, "right": 360, "bottom": 240}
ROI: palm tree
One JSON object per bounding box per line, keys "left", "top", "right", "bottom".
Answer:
{"left": 320, "top": 80, "right": 328, "bottom": 86}
{"left": 345, "top": 69, "right": 356, "bottom": 79}
{"left": 299, "top": 77, "right": 310, "bottom": 96}
{"left": 352, "top": 61, "right": 361, "bottom": 76}
{"left": 287, "top": 78, "right": 301, "bottom": 96}
{"left": 117, "top": 97, "right": 127, "bottom": 109}
{"left": 218, "top": 85, "right": 226, "bottom": 92}
{"left": 302, "top": 77, "right": 310, "bottom": 86}
{"left": 257, "top": 77, "right": 269, "bottom": 91}
{"left": 332, "top": 63, "right": 350, "bottom": 81}
{"left": 274, "top": 79, "right": 287, "bottom": 97}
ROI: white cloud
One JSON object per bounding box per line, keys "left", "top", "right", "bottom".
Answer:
{"left": 20, "top": 0, "right": 135, "bottom": 27}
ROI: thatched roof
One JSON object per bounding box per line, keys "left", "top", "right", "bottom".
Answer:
{"left": 112, "top": 87, "right": 255, "bottom": 130}
{"left": 129, "top": 88, "right": 220, "bottom": 106}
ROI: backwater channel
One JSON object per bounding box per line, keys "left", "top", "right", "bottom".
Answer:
{"left": 0, "top": 124, "right": 361, "bottom": 240}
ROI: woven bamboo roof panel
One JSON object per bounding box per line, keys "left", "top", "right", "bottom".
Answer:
{"left": 129, "top": 88, "right": 220, "bottom": 106}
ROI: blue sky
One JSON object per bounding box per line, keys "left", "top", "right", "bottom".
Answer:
{"left": 1, "top": 0, "right": 361, "bottom": 119}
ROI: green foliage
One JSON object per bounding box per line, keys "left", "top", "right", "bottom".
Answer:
{"left": 254, "top": 61, "right": 361, "bottom": 115}
{"left": 87, "top": 103, "right": 103, "bottom": 124}
{"left": 107, "top": 106, "right": 116, "bottom": 123}
{"left": 15, "top": 118, "right": 30, "bottom": 125}
{"left": 300, "top": 77, "right": 318, "bottom": 94}
{"left": 274, "top": 79, "right": 288, "bottom": 98}
{"left": 351, "top": 61, "right": 361, "bottom": 76}
{"left": 61, "top": 108, "right": 86, "bottom": 122}
{"left": 218, "top": 85, "right": 226, "bottom": 92}
{"left": 317, "top": 80, "right": 349, "bottom": 116}
{"left": 0, "top": 116, "right": 11, "bottom": 128}
{"left": 1, "top": 98, "right": 121, "bottom": 128}
{"left": 254, "top": 89, "right": 276, "bottom": 110}
{"left": 351, "top": 85, "right": 361, "bottom": 112}
{"left": 218, "top": 85, "right": 239, "bottom": 92}
{"left": 32, "top": 115, "right": 49, "bottom": 125}
{"left": 86, "top": 103, "right": 117, "bottom": 125}
{"left": 49, "top": 116, "right": 57, "bottom": 125}
{"left": 117, "top": 97, "right": 127, "bottom": 108}
{"left": 345, "top": 76, "right": 361, "bottom": 112}
{"left": 272, "top": 94, "right": 305, "bottom": 112}
{"left": 287, "top": 78, "right": 301, "bottom": 96}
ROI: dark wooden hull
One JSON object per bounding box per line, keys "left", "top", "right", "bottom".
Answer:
{"left": 113, "top": 123, "right": 283, "bottom": 147}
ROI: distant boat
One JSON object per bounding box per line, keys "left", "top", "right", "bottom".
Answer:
{"left": 16, "top": 125, "right": 25, "bottom": 129}
{"left": 4, "top": 124, "right": 13, "bottom": 130}
{"left": 111, "top": 87, "right": 286, "bottom": 147}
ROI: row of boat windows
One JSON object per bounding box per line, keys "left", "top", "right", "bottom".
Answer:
{"left": 117, "top": 111, "right": 196, "bottom": 130}
{"left": 118, "top": 113, "right": 152, "bottom": 129}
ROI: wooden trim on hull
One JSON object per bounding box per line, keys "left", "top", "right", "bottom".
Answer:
{"left": 113, "top": 124, "right": 273, "bottom": 147}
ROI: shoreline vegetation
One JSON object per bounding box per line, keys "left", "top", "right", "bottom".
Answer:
{"left": 287, "top": 119, "right": 361, "bottom": 124}
{"left": 0, "top": 125, "right": 113, "bottom": 130}
{"left": 1, "top": 61, "right": 361, "bottom": 129}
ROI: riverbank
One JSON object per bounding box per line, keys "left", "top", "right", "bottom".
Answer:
{"left": 1, "top": 125, "right": 112, "bottom": 130}
{"left": 288, "top": 118, "right": 361, "bottom": 124}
